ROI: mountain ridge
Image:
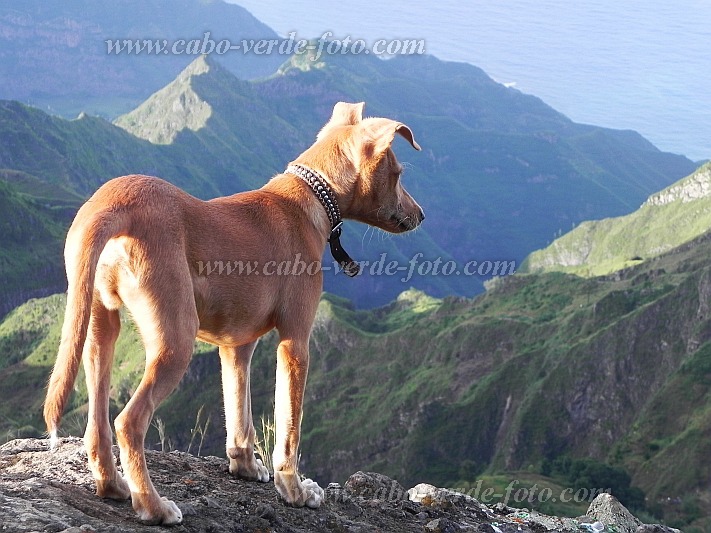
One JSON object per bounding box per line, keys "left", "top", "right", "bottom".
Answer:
{"left": 0, "top": 48, "right": 699, "bottom": 309}
{"left": 521, "top": 162, "right": 711, "bottom": 276}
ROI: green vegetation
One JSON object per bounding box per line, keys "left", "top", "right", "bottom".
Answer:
{"left": 0, "top": 179, "right": 72, "bottom": 316}
{"left": 541, "top": 457, "right": 645, "bottom": 512}
{"left": 523, "top": 162, "right": 711, "bottom": 276}
{"left": 3, "top": 222, "right": 711, "bottom": 527}
{"left": 452, "top": 472, "right": 592, "bottom": 518}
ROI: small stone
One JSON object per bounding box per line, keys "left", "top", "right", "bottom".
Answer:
{"left": 199, "top": 495, "right": 221, "bottom": 508}
{"left": 408, "top": 483, "right": 438, "bottom": 503}
{"left": 234, "top": 493, "right": 250, "bottom": 505}
{"left": 424, "top": 517, "right": 461, "bottom": 533}
{"left": 243, "top": 516, "right": 271, "bottom": 531}
{"left": 255, "top": 503, "right": 277, "bottom": 522}
{"left": 180, "top": 502, "right": 199, "bottom": 516}
{"left": 408, "top": 483, "right": 481, "bottom": 510}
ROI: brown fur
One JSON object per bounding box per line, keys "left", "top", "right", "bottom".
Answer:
{"left": 43, "top": 102, "right": 423, "bottom": 525}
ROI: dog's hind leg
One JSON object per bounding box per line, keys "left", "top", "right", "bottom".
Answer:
{"left": 114, "top": 280, "right": 198, "bottom": 525}
{"left": 272, "top": 336, "right": 324, "bottom": 508}
{"left": 220, "top": 342, "right": 270, "bottom": 482}
{"left": 82, "top": 296, "right": 130, "bottom": 501}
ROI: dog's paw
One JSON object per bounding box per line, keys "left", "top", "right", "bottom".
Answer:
{"left": 255, "top": 457, "right": 270, "bottom": 483}
{"left": 96, "top": 475, "right": 131, "bottom": 500}
{"left": 302, "top": 477, "right": 325, "bottom": 508}
{"left": 227, "top": 449, "right": 270, "bottom": 482}
{"left": 274, "top": 471, "right": 324, "bottom": 508}
{"left": 135, "top": 496, "right": 183, "bottom": 525}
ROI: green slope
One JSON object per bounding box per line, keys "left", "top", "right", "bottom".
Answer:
{"left": 0, "top": 178, "right": 72, "bottom": 316}
{"left": 3, "top": 231, "right": 711, "bottom": 528}
{"left": 0, "top": 99, "right": 226, "bottom": 198}
{"left": 522, "top": 162, "right": 711, "bottom": 276}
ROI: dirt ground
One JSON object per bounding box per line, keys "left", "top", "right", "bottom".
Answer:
{"left": 0, "top": 438, "right": 672, "bottom": 533}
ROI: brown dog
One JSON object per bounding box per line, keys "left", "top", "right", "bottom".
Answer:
{"left": 43, "top": 101, "right": 423, "bottom": 525}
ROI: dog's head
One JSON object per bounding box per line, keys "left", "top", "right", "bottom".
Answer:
{"left": 296, "top": 102, "right": 424, "bottom": 234}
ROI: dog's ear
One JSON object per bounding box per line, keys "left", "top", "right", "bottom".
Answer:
{"left": 317, "top": 102, "right": 365, "bottom": 141}
{"left": 360, "top": 118, "right": 422, "bottom": 159}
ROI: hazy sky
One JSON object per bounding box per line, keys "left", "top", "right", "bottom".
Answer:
{"left": 229, "top": 0, "right": 711, "bottom": 160}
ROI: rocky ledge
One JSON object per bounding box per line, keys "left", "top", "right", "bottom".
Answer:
{"left": 0, "top": 438, "right": 678, "bottom": 533}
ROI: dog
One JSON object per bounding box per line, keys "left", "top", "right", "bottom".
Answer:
{"left": 43, "top": 101, "right": 424, "bottom": 525}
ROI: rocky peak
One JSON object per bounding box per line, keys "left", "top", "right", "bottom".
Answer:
{"left": 113, "top": 55, "right": 222, "bottom": 144}
{"left": 643, "top": 163, "right": 711, "bottom": 207}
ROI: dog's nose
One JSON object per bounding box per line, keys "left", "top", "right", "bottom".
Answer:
{"left": 418, "top": 209, "right": 425, "bottom": 223}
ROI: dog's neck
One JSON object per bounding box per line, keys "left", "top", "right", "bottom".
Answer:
{"left": 284, "top": 164, "right": 360, "bottom": 277}
{"left": 285, "top": 164, "right": 342, "bottom": 232}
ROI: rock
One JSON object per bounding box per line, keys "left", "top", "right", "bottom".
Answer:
{"left": 408, "top": 482, "right": 487, "bottom": 513}
{"left": 587, "top": 493, "right": 641, "bottom": 533}
{"left": 344, "top": 471, "right": 408, "bottom": 501}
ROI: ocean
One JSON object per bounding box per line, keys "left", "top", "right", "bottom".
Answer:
{"left": 230, "top": 0, "right": 710, "bottom": 162}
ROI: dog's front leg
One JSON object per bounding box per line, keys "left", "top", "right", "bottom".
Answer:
{"left": 219, "top": 343, "right": 269, "bottom": 482}
{"left": 272, "top": 337, "right": 324, "bottom": 508}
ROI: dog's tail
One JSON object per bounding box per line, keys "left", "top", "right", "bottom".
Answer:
{"left": 43, "top": 209, "right": 125, "bottom": 447}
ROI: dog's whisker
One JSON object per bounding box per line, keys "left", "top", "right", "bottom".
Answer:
{"left": 361, "top": 225, "right": 375, "bottom": 248}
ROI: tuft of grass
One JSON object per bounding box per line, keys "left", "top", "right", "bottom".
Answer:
{"left": 152, "top": 418, "right": 172, "bottom": 452}
{"left": 254, "top": 415, "right": 276, "bottom": 473}
{"left": 254, "top": 415, "right": 275, "bottom": 475}
{"left": 186, "top": 405, "right": 211, "bottom": 457}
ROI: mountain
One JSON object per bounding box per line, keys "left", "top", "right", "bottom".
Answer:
{"left": 0, "top": 51, "right": 699, "bottom": 309}
{"left": 113, "top": 53, "right": 699, "bottom": 305}
{"left": 117, "top": 52, "right": 699, "bottom": 264}
{"left": 3, "top": 225, "right": 711, "bottom": 528}
{"left": 0, "top": 0, "right": 283, "bottom": 118}
{"left": 264, "top": 52, "right": 697, "bottom": 267}
{"left": 521, "top": 162, "right": 711, "bottom": 276}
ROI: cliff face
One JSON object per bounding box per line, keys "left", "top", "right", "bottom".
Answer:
{"left": 0, "top": 437, "right": 675, "bottom": 533}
